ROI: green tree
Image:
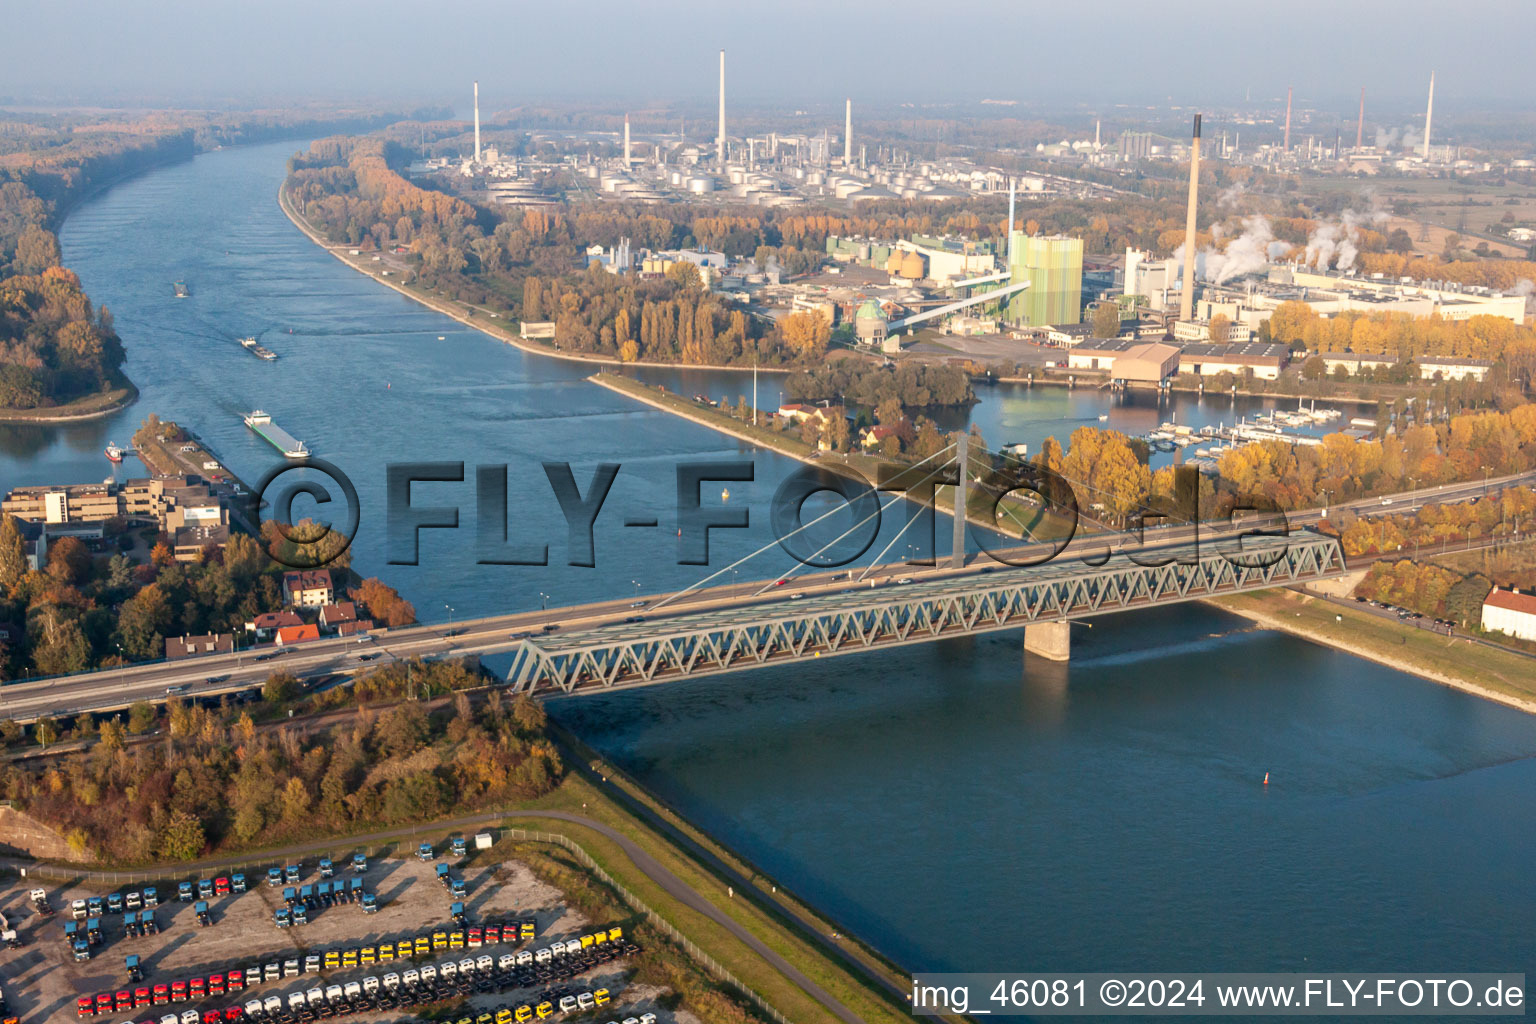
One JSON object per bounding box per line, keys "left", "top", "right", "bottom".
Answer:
{"left": 263, "top": 671, "right": 300, "bottom": 704}
{"left": 0, "top": 515, "right": 27, "bottom": 595}
{"left": 157, "top": 810, "right": 207, "bottom": 861}
{"left": 126, "top": 701, "right": 156, "bottom": 734}
{"left": 1090, "top": 303, "right": 1121, "bottom": 339}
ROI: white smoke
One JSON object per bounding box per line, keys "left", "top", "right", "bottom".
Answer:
{"left": 1302, "top": 205, "right": 1389, "bottom": 272}
{"left": 1511, "top": 278, "right": 1536, "bottom": 297}
{"left": 1217, "top": 182, "right": 1248, "bottom": 208}
{"left": 1200, "top": 215, "right": 1277, "bottom": 283}
{"left": 1401, "top": 127, "right": 1423, "bottom": 152}
{"left": 1375, "top": 126, "right": 1400, "bottom": 149}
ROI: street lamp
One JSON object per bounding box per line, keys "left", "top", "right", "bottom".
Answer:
{"left": 631, "top": 579, "right": 641, "bottom": 603}
{"left": 444, "top": 604, "right": 454, "bottom": 632}
{"left": 538, "top": 592, "right": 549, "bottom": 611}
{"left": 1482, "top": 465, "right": 1491, "bottom": 495}
{"left": 114, "top": 642, "right": 125, "bottom": 690}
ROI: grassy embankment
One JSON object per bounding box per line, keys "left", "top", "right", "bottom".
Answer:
{"left": 514, "top": 774, "right": 915, "bottom": 1024}
{"left": 0, "top": 380, "right": 138, "bottom": 423}
{"left": 1212, "top": 588, "right": 1536, "bottom": 713}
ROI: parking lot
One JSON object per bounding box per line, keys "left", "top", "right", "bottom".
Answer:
{"left": 0, "top": 850, "right": 687, "bottom": 1024}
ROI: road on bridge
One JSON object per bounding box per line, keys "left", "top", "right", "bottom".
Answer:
{"left": 0, "top": 470, "right": 1528, "bottom": 723}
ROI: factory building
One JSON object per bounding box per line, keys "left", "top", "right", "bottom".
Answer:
{"left": 1008, "top": 234, "right": 1083, "bottom": 327}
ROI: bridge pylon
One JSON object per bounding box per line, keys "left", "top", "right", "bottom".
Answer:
{"left": 951, "top": 431, "right": 968, "bottom": 569}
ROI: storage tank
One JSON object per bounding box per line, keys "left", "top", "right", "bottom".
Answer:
{"left": 686, "top": 176, "right": 716, "bottom": 193}
{"left": 669, "top": 171, "right": 684, "bottom": 186}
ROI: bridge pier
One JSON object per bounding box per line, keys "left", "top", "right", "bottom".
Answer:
{"left": 1023, "top": 620, "right": 1071, "bottom": 661}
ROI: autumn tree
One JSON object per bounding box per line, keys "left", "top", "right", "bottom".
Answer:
{"left": 779, "top": 311, "right": 831, "bottom": 360}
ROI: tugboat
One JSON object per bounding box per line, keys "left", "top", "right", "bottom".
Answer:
{"left": 173, "top": 281, "right": 190, "bottom": 298}
{"left": 104, "top": 442, "right": 124, "bottom": 463}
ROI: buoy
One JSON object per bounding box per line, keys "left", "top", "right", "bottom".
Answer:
{"left": 1263, "top": 772, "right": 1270, "bottom": 785}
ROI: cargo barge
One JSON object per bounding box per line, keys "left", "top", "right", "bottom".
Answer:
{"left": 243, "top": 411, "right": 310, "bottom": 459}
{"left": 239, "top": 336, "right": 278, "bottom": 360}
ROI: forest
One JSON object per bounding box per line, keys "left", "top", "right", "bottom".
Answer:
{"left": 0, "top": 667, "right": 561, "bottom": 864}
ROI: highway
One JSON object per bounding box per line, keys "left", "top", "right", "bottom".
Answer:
{"left": 0, "top": 470, "right": 1529, "bottom": 723}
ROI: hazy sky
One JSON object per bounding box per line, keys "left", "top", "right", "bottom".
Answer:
{"left": 4, "top": 0, "right": 1531, "bottom": 113}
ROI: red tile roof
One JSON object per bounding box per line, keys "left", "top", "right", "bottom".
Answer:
{"left": 251, "top": 611, "right": 303, "bottom": 630}
{"left": 275, "top": 624, "right": 321, "bottom": 645}
{"left": 1484, "top": 587, "right": 1536, "bottom": 617}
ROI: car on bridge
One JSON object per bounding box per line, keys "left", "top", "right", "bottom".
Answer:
{"left": 165, "top": 684, "right": 188, "bottom": 695}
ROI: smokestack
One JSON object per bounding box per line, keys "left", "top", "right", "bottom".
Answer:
{"left": 623, "top": 115, "right": 631, "bottom": 167}
{"left": 1094, "top": 119, "right": 1101, "bottom": 148}
{"left": 1283, "top": 87, "right": 1292, "bottom": 152}
{"left": 473, "top": 81, "right": 481, "bottom": 164}
{"left": 1423, "top": 71, "right": 1435, "bottom": 159}
{"left": 844, "top": 98, "right": 853, "bottom": 166}
{"left": 1179, "top": 114, "right": 1201, "bottom": 324}
{"left": 717, "top": 50, "right": 726, "bottom": 166}
{"left": 1006, "top": 177, "right": 1016, "bottom": 267}
{"left": 1356, "top": 87, "right": 1365, "bottom": 150}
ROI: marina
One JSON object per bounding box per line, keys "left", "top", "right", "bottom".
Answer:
{"left": 243, "top": 410, "right": 310, "bottom": 458}
{"left": 1135, "top": 401, "right": 1347, "bottom": 465}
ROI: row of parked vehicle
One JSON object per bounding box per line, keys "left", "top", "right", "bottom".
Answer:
{"left": 67, "top": 875, "right": 251, "bottom": 924}
{"left": 266, "top": 855, "right": 368, "bottom": 889}
{"left": 78, "top": 917, "right": 555, "bottom": 1018}
{"left": 229, "top": 928, "right": 636, "bottom": 1024}
{"left": 83, "top": 944, "right": 641, "bottom": 1024}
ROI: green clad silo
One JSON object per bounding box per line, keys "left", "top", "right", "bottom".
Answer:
{"left": 1007, "top": 233, "right": 1083, "bottom": 326}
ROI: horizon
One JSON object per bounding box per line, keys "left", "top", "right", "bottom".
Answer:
{"left": 3, "top": 0, "right": 1533, "bottom": 114}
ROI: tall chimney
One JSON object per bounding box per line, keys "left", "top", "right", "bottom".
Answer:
{"left": 1006, "top": 177, "right": 1017, "bottom": 267}
{"left": 1179, "top": 114, "right": 1201, "bottom": 324}
{"left": 1283, "top": 87, "right": 1292, "bottom": 152}
{"left": 473, "top": 81, "right": 481, "bottom": 164}
{"left": 717, "top": 50, "right": 726, "bottom": 166}
{"left": 1094, "top": 119, "right": 1101, "bottom": 148}
{"left": 844, "top": 98, "right": 852, "bottom": 166}
{"left": 1356, "top": 87, "right": 1365, "bottom": 150}
{"left": 1423, "top": 71, "right": 1435, "bottom": 159}
{"left": 623, "top": 115, "right": 631, "bottom": 167}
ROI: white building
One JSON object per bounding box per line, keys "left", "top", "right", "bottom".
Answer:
{"left": 1481, "top": 587, "right": 1536, "bottom": 641}
{"left": 1417, "top": 357, "right": 1492, "bottom": 382}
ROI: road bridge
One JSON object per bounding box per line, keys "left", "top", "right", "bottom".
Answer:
{"left": 0, "top": 468, "right": 1528, "bottom": 724}
{"left": 506, "top": 534, "right": 1347, "bottom": 695}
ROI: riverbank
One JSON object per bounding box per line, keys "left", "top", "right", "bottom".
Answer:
{"left": 591, "top": 371, "right": 1075, "bottom": 541}
{"left": 0, "top": 381, "right": 137, "bottom": 423}
{"left": 1211, "top": 588, "right": 1536, "bottom": 715}
{"left": 277, "top": 183, "right": 792, "bottom": 376}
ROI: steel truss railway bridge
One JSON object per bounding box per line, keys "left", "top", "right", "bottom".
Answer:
{"left": 506, "top": 534, "right": 1347, "bottom": 696}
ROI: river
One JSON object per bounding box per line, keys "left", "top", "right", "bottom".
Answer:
{"left": 12, "top": 140, "right": 1534, "bottom": 980}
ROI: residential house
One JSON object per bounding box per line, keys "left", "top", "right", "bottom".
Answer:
{"left": 275, "top": 623, "right": 322, "bottom": 646}
{"left": 1481, "top": 587, "right": 1536, "bottom": 641}
{"left": 165, "top": 633, "right": 235, "bottom": 660}
{"left": 247, "top": 610, "right": 302, "bottom": 639}
{"left": 283, "top": 569, "right": 333, "bottom": 608}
